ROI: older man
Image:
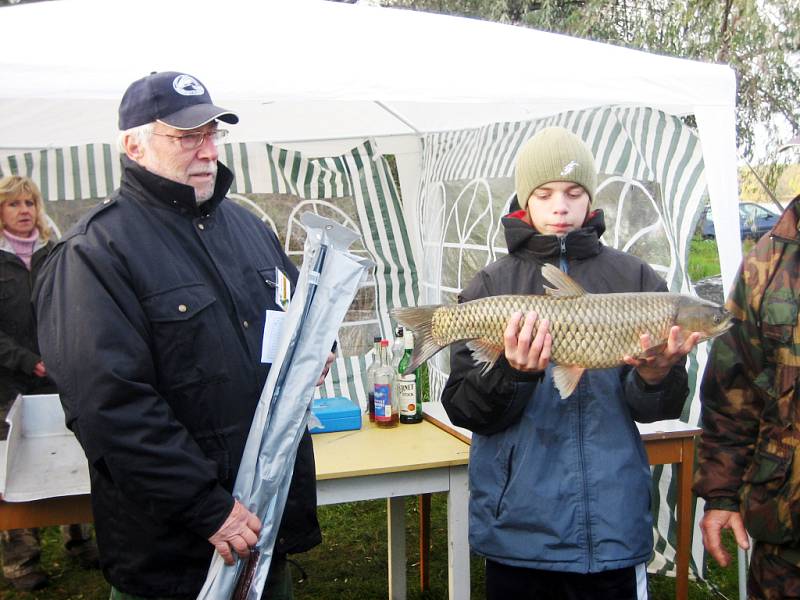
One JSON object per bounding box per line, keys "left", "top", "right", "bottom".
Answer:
{"left": 34, "top": 72, "right": 327, "bottom": 599}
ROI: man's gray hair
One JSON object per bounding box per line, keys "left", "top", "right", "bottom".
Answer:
{"left": 117, "top": 122, "right": 154, "bottom": 154}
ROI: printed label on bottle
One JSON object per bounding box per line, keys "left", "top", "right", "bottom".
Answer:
{"left": 398, "top": 375, "right": 417, "bottom": 416}
{"left": 374, "top": 383, "right": 392, "bottom": 420}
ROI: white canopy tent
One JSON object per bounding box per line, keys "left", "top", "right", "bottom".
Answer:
{"left": 0, "top": 0, "right": 741, "bottom": 287}
{"left": 1, "top": 0, "right": 748, "bottom": 585}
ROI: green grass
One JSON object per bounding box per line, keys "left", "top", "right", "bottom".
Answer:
{"left": 687, "top": 238, "right": 723, "bottom": 281}
{"left": 687, "top": 236, "right": 755, "bottom": 282}
{"left": 1, "top": 498, "right": 743, "bottom": 599}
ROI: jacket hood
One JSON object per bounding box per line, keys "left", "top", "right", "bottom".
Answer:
{"left": 120, "top": 155, "right": 234, "bottom": 215}
{"left": 502, "top": 208, "right": 606, "bottom": 261}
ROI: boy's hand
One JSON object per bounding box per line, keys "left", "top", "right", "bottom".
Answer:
{"left": 504, "top": 311, "right": 552, "bottom": 373}
{"left": 623, "top": 326, "right": 701, "bottom": 385}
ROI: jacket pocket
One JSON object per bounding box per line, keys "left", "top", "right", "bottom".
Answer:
{"left": 761, "top": 291, "right": 797, "bottom": 345}
{"left": 0, "top": 275, "right": 16, "bottom": 301}
{"left": 740, "top": 437, "right": 799, "bottom": 544}
{"left": 141, "top": 283, "right": 225, "bottom": 390}
{"left": 494, "top": 445, "right": 515, "bottom": 518}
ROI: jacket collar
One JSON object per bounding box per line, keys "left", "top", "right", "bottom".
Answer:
{"left": 0, "top": 232, "right": 49, "bottom": 256}
{"left": 771, "top": 194, "right": 800, "bottom": 242}
{"left": 502, "top": 208, "right": 605, "bottom": 261}
{"left": 119, "top": 155, "right": 234, "bottom": 215}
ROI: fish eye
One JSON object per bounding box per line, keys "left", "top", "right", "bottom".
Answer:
{"left": 713, "top": 314, "right": 721, "bottom": 324}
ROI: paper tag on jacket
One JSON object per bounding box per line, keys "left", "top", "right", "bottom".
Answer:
{"left": 261, "top": 310, "right": 287, "bottom": 363}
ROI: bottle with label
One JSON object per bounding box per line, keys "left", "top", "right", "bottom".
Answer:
{"left": 398, "top": 331, "right": 422, "bottom": 424}
{"left": 390, "top": 326, "right": 404, "bottom": 372}
{"left": 374, "top": 339, "right": 399, "bottom": 428}
{"left": 365, "top": 335, "right": 381, "bottom": 422}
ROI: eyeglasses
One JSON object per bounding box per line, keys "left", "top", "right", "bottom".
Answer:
{"left": 151, "top": 129, "right": 229, "bottom": 150}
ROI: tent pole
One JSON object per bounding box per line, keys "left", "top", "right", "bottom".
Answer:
{"left": 374, "top": 101, "right": 422, "bottom": 135}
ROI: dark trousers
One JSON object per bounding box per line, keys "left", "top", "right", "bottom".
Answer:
{"left": 108, "top": 554, "right": 293, "bottom": 600}
{"left": 485, "top": 559, "right": 648, "bottom": 600}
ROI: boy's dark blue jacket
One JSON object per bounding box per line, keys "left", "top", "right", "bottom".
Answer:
{"left": 442, "top": 208, "right": 689, "bottom": 573}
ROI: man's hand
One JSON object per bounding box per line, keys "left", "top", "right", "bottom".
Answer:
{"left": 699, "top": 509, "right": 750, "bottom": 567}
{"left": 504, "top": 311, "right": 552, "bottom": 373}
{"left": 33, "top": 361, "right": 47, "bottom": 378}
{"left": 208, "top": 500, "right": 262, "bottom": 565}
{"left": 623, "top": 326, "right": 701, "bottom": 385}
{"left": 316, "top": 352, "right": 335, "bottom": 386}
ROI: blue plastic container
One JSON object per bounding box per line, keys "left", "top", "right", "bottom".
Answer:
{"left": 309, "top": 396, "right": 362, "bottom": 434}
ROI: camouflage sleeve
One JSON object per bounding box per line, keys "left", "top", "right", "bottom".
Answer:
{"left": 693, "top": 261, "right": 765, "bottom": 510}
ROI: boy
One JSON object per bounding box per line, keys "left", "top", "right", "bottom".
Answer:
{"left": 441, "top": 127, "right": 700, "bottom": 600}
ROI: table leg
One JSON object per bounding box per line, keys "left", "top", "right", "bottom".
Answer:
{"left": 675, "top": 438, "right": 694, "bottom": 600}
{"left": 388, "top": 496, "right": 407, "bottom": 600}
{"left": 419, "top": 493, "right": 431, "bottom": 591}
{"left": 448, "top": 466, "right": 470, "bottom": 600}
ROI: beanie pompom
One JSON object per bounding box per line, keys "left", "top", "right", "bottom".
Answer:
{"left": 514, "top": 127, "right": 598, "bottom": 210}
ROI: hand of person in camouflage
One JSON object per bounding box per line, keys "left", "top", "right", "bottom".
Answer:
{"left": 699, "top": 509, "right": 750, "bottom": 567}
{"left": 623, "top": 325, "right": 702, "bottom": 385}
{"left": 505, "top": 311, "right": 552, "bottom": 373}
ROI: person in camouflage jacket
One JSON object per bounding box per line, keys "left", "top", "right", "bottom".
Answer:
{"left": 694, "top": 193, "right": 800, "bottom": 600}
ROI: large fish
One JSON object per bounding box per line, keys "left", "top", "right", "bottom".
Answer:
{"left": 391, "top": 263, "right": 734, "bottom": 399}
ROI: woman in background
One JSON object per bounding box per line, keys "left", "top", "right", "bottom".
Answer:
{"left": 0, "top": 175, "right": 97, "bottom": 591}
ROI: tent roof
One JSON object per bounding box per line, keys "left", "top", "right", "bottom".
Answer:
{"left": 1, "top": 0, "right": 735, "bottom": 148}
{"left": 0, "top": 0, "right": 743, "bottom": 296}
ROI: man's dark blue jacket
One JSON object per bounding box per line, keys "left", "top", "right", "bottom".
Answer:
{"left": 34, "top": 157, "right": 320, "bottom": 598}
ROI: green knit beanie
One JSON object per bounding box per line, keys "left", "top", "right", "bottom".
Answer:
{"left": 514, "top": 127, "right": 598, "bottom": 210}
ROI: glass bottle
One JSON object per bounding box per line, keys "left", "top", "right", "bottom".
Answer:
{"left": 398, "top": 331, "right": 422, "bottom": 424}
{"left": 365, "top": 335, "right": 381, "bottom": 422}
{"left": 390, "top": 326, "right": 404, "bottom": 372}
{"left": 374, "top": 339, "right": 399, "bottom": 428}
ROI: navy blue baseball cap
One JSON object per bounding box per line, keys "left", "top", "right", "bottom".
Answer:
{"left": 118, "top": 71, "right": 239, "bottom": 130}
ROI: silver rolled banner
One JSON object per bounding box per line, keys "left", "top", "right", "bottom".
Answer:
{"left": 198, "top": 213, "right": 373, "bottom": 600}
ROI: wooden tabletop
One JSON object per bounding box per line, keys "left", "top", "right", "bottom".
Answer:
{"left": 313, "top": 415, "right": 470, "bottom": 480}
{"left": 421, "top": 402, "right": 701, "bottom": 446}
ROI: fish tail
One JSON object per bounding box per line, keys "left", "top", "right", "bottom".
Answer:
{"left": 390, "top": 305, "right": 445, "bottom": 373}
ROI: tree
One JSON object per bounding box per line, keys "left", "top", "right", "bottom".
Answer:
{"left": 381, "top": 0, "right": 800, "bottom": 187}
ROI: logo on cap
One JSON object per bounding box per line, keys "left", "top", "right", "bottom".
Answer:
{"left": 560, "top": 160, "right": 579, "bottom": 176}
{"left": 172, "top": 75, "right": 205, "bottom": 96}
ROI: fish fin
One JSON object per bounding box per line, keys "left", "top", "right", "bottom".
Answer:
{"left": 541, "top": 263, "right": 586, "bottom": 297}
{"left": 390, "top": 305, "right": 445, "bottom": 373}
{"left": 465, "top": 338, "right": 504, "bottom": 373}
{"left": 634, "top": 342, "right": 667, "bottom": 360}
{"left": 552, "top": 365, "right": 585, "bottom": 398}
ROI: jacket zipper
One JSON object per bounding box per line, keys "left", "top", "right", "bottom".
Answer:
{"left": 559, "top": 237, "right": 568, "bottom": 272}
{"left": 577, "top": 394, "right": 594, "bottom": 569}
